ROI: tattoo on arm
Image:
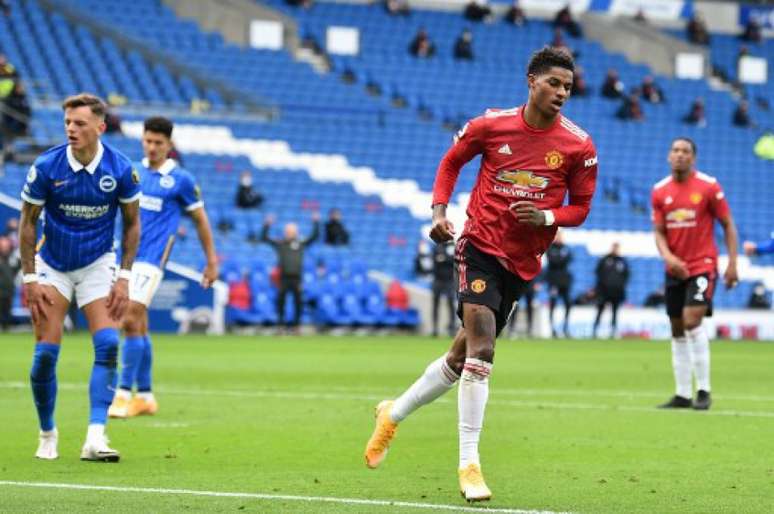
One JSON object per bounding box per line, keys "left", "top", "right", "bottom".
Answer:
{"left": 19, "top": 202, "right": 43, "bottom": 274}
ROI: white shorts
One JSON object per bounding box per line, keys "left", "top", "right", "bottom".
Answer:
{"left": 128, "top": 261, "right": 164, "bottom": 307}
{"left": 36, "top": 252, "right": 117, "bottom": 308}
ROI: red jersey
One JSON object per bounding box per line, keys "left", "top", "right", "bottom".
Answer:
{"left": 651, "top": 170, "right": 731, "bottom": 277}
{"left": 432, "top": 106, "right": 598, "bottom": 280}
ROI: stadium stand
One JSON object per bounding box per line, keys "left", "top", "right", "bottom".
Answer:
{"left": 1, "top": 0, "right": 772, "bottom": 322}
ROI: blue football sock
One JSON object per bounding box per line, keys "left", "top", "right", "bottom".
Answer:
{"left": 137, "top": 334, "right": 153, "bottom": 392}
{"left": 30, "top": 343, "right": 60, "bottom": 432}
{"left": 89, "top": 328, "right": 119, "bottom": 424}
{"left": 118, "top": 335, "right": 145, "bottom": 391}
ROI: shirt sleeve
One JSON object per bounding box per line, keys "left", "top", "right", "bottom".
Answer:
{"left": 20, "top": 164, "right": 48, "bottom": 205}
{"left": 431, "top": 115, "right": 486, "bottom": 206}
{"left": 651, "top": 189, "right": 664, "bottom": 226}
{"left": 708, "top": 181, "right": 730, "bottom": 220}
{"left": 551, "top": 138, "right": 598, "bottom": 227}
{"left": 118, "top": 164, "right": 142, "bottom": 204}
{"left": 178, "top": 172, "right": 204, "bottom": 212}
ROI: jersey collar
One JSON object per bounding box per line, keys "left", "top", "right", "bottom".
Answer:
{"left": 142, "top": 157, "right": 176, "bottom": 176}
{"left": 67, "top": 141, "right": 104, "bottom": 174}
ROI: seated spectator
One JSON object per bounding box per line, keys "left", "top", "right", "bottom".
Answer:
{"left": 0, "top": 0, "right": 9, "bottom": 16}
{"left": 683, "top": 97, "right": 706, "bottom": 127}
{"left": 235, "top": 171, "right": 264, "bottom": 209}
{"left": 323, "top": 208, "right": 350, "bottom": 246}
{"left": 740, "top": 18, "right": 762, "bottom": 44}
{"left": 384, "top": 0, "right": 409, "bottom": 16}
{"left": 228, "top": 274, "right": 252, "bottom": 311}
{"left": 2, "top": 80, "right": 30, "bottom": 137}
{"left": 504, "top": 1, "right": 526, "bottom": 26}
{"left": 747, "top": 282, "right": 771, "bottom": 310}
{"left": 733, "top": 100, "right": 754, "bottom": 128}
{"left": 463, "top": 0, "right": 492, "bottom": 22}
{"left": 616, "top": 92, "right": 643, "bottom": 121}
{"left": 453, "top": 29, "right": 474, "bottom": 61}
{"left": 641, "top": 76, "right": 665, "bottom": 104}
{"left": 104, "top": 106, "right": 122, "bottom": 134}
{"left": 633, "top": 8, "right": 647, "bottom": 23}
{"left": 386, "top": 279, "right": 409, "bottom": 310}
{"left": 408, "top": 28, "right": 436, "bottom": 59}
{"left": 554, "top": 4, "right": 582, "bottom": 38}
{"left": 686, "top": 12, "right": 710, "bottom": 45}
{"left": 572, "top": 66, "right": 588, "bottom": 97}
{"left": 4, "top": 217, "right": 18, "bottom": 249}
{"left": 0, "top": 54, "right": 17, "bottom": 99}
{"left": 169, "top": 142, "right": 184, "bottom": 166}
{"left": 601, "top": 69, "right": 624, "bottom": 99}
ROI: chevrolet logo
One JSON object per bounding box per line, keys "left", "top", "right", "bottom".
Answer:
{"left": 496, "top": 170, "right": 549, "bottom": 189}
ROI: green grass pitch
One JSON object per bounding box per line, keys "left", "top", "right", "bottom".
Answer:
{"left": 1, "top": 333, "right": 772, "bottom": 513}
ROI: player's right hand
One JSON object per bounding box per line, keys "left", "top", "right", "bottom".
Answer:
{"left": 24, "top": 282, "right": 53, "bottom": 324}
{"left": 666, "top": 255, "right": 689, "bottom": 280}
{"left": 430, "top": 217, "right": 455, "bottom": 243}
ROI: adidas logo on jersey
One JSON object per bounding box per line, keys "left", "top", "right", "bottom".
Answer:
{"left": 498, "top": 144, "right": 512, "bottom": 155}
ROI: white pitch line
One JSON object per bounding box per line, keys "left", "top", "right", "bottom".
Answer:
{"left": 1, "top": 382, "right": 772, "bottom": 418}
{"left": 0, "top": 481, "right": 566, "bottom": 514}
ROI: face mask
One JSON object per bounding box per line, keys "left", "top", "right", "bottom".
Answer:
{"left": 240, "top": 176, "right": 252, "bottom": 187}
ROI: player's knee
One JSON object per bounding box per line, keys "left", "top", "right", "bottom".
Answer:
{"left": 122, "top": 308, "right": 143, "bottom": 335}
{"left": 93, "top": 327, "right": 119, "bottom": 367}
{"left": 683, "top": 315, "right": 702, "bottom": 331}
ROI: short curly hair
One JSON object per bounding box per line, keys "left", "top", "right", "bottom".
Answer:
{"left": 526, "top": 46, "right": 575, "bottom": 76}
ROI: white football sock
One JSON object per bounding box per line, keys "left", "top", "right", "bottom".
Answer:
{"left": 115, "top": 389, "right": 131, "bottom": 401}
{"left": 137, "top": 392, "right": 155, "bottom": 402}
{"left": 391, "top": 354, "right": 459, "bottom": 422}
{"left": 686, "top": 325, "right": 711, "bottom": 392}
{"left": 86, "top": 423, "right": 105, "bottom": 443}
{"left": 671, "top": 337, "right": 692, "bottom": 398}
{"left": 458, "top": 358, "right": 492, "bottom": 469}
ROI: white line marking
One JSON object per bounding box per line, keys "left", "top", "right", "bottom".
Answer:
{"left": 0, "top": 481, "right": 566, "bottom": 514}
{"left": 1, "top": 382, "right": 773, "bottom": 418}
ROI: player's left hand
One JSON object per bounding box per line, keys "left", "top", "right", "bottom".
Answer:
{"left": 201, "top": 261, "right": 219, "bottom": 289}
{"left": 723, "top": 262, "right": 739, "bottom": 289}
{"left": 510, "top": 201, "right": 546, "bottom": 226}
{"left": 106, "top": 278, "right": 129, "bottom": 321}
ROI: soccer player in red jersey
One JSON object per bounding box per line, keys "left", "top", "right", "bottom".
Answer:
{"left": 364, "top": 47, "right": 598, "bottom": 502}
{"left": 651, "top": 137, "right": 738, "bottom": 411}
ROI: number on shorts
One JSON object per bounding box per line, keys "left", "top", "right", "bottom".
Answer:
{"left": 137, "top": 274, "right": 151, "bottom": 290}
{"left": 693, "top": 276, "right": 708, "bottom": 301}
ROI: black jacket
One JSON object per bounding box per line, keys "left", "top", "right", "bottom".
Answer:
{"left": 236, "top": 185, "right": 263, "bottom": 209}
{"left": 595, "top": 254, "right": 629, "bottom": 297}
{"left": 0, "top": 253, "right": 20, "bottom": 299}
{"left": 324, "top": 220, "right": 349, "bottom": 246}
{"left": 261, "top": 222, "right": 319, "bottom": 278}
{"left": 546, "top": 243, "right": 572, "bottom": 288}
{"left": 432, "top": 242, "right": 455, "bottom": 284}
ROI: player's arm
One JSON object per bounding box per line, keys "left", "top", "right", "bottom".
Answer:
{"left": 107, "top": 199, "right": 139, "bottom": 320}
{"left": 718, "top": 214, "right": 739, "bottom": 288}
{"left": 654, "top": 223, "right": 689, "bottom": 279}
{"left": 513, "top": 141, "right": 597, "bottom": 227}
{"left": 710, "top": 182, "right": 738, "bottom": 288}
{"left": 19, "top": 201, "right": 53, "bottom": 323}
{"left": 430, "top": 118, "right": 485, "bottom": 242}
{"left": 189, "top": 207, "right": 218, "bottom": 288}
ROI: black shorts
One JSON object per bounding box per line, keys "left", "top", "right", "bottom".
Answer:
{"left": 455, "top": 239, "right": 529, "bottom": 337}
{"left": 665, "top": 273, "right": 715, "bottom": 319}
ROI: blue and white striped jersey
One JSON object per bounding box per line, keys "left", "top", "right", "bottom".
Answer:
{"left": 135, "top": 158, "right": 203, "bottom": 268}
{"left": 21, "top": 141, "right": 141, "bottom": 272}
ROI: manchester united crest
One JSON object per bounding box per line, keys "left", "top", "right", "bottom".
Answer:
{"left": 545, "top": 150, "right": 564, "bottom": 170}
{"left": 690, "top": 192, "right": 702, "bottom": 204}
{"left": 471, "top": 279, "right": 486, "bottom": 294}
